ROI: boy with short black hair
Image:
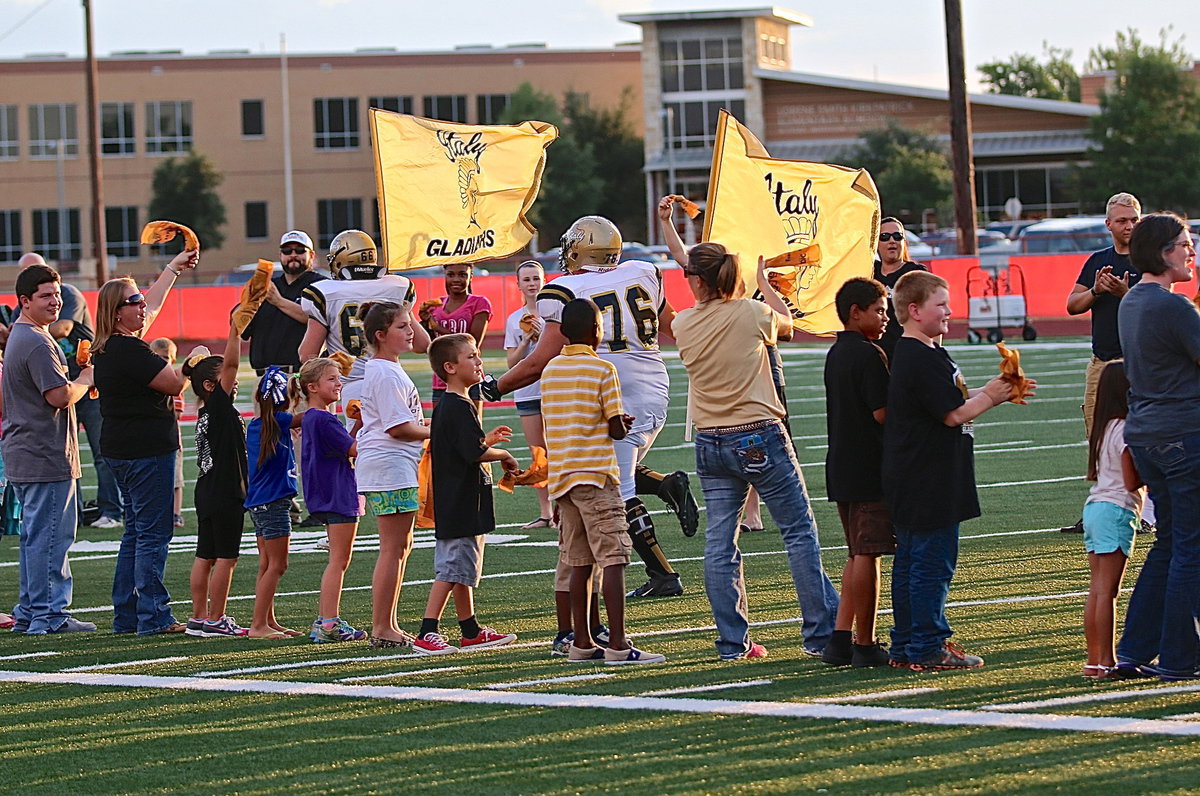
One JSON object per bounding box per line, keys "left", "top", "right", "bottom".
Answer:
{"left": 418, "top": 333, "right": 520, "bottom": 652}
{"left": 883, "top": 271, "right": 1032, "bottom": 671}
{"left": 542, "top": 299, "right": 664, "bottom": 664}
{"left": 822, "top": 277, "right": 894, "bottom": 668}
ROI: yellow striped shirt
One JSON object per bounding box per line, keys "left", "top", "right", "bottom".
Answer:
{"left": 541, "top": 344, "right": 623, "bottom": 499}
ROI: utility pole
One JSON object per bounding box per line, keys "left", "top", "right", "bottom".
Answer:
{"left": 82, "top": 0, "right": 108, "bottom": 283}
{"left": 943, "top": 0, "right": 977, "bottom": 256}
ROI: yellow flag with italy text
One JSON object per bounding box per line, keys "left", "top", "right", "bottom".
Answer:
{"left": 703, "top": 110, "right": 880, "bottom": 336}
{"left": 370, "top": 109, "right": 558, "bottom": 270}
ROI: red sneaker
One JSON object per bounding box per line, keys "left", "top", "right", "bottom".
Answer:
{"left": 413, "top": 632, "right": 458, "bottom": 656}
{"left": 460, "top": 626, "right": 517, "bottom": 649}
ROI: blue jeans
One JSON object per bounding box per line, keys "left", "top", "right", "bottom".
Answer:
{"left": 105, "top": 452, "right": 178, "bottom": 635}
{"left": 695, "top": 421, "right": 838, "bottom": 658}
{"left": 891, "top": 524, "right": 959, "bottom": 662}
{"left": 76, "top": 394, "right": 122, "bottom": 521}
{"left": 11, "top": 479, "right": 79, "bottom": 634}
{"left": 1118, "top": 435, "right": 1200, "bottom": 675}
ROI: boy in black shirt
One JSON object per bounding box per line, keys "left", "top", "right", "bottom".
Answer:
{"left": 883, "top": 271, "right": 1032, "bottom": 671}
{"left": 822, "top": 278, "right": 894, "bottom": 668}
{"left": 419, "top": 333, "right": 521, "bottom": 651}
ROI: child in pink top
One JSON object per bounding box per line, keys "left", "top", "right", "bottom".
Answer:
{"left": 419, "top": 263, "right": 491, "bottom": 406}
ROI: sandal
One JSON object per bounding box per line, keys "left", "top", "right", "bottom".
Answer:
{"left": 249, "top": 631, "right": 288, "bottom": 640}
{"left": 1082, "top": 664, "right": 1114, "bottom": 678}
{"left": 522, "top": 517, "right": 553, "bottom": 530}
{"left": 739, "top": 524, "right": 765, "bottom": 533}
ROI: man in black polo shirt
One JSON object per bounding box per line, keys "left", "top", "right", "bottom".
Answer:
{"left": 1064, "top": 192, "right": 1152, "bottom": 533}
{"left": 240, "top": 230, "right": 324, "bottom": 375}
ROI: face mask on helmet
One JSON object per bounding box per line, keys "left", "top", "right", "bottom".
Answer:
{"left": 558, "top": 216, "right": 621, "bottom": 273}
{"left": 326, "top": 230, "right": 385, "bottom": 280}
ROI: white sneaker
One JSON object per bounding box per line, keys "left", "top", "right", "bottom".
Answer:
{"left": 315, "top": 537, "right": 331, "bottom": 551}
{"left": 90, "top": 516, "right": 122, "bottom": 529}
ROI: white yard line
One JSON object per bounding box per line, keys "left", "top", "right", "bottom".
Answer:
{"left": 810, "top": 687, "right": 941, "bottom": 703}
{"left": 486, "top": 672, "right": 616, "bottom": 689}
{"left": 60, "top": 656, "right": 189, "bottom": 672}
{"left": 981, "top": 682, "right": 1200, "bottom": 711}
{"left": 0, "top": 651, "right": 60, "bottom": 661}
{"left": 339, "top": 666, "right": 464, "bottom": 683}
{"left": 644, "top": 679, "right": 773, "bottom": 696}
{"left": 1164, "top": 712, "right": 1200, "bottom": 721}
{"left": 194, "top": 653, "right": 423, "bottom": 677}
{"left": 3, "top": 669, "right": 1200, "bottom": 738}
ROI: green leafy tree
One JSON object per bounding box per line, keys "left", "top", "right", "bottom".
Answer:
{"left": 1081, "top": 29, "right": 1200, "bottom": 214}
{"left": 847, "top": 120, "right": 952, "bottom": 223}
{"left": 147, "top": 151, "right": 226, "bottom": 251}
{"left": 563, "top": 89, "right": 647, "bottom": 241}
{"left": 979, "top": 44, "right": 1081, "bottom": 102}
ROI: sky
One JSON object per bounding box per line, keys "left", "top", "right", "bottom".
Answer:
{"left": 0, "top": 0, "right": 1196, "bottom": 91}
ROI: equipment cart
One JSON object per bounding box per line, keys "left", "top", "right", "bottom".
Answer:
{"left": 965, "top": 255, "right": 1037, "bottom": 344}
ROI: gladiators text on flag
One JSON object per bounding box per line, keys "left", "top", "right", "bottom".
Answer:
{"left": 370, "top": 109, "right": 558, "bottom": 270}
{"left": 703, "top": 109, "right": 880, "bottom": 336}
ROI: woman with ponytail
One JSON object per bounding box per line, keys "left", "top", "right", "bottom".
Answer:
{"left": 671, "top": 243, "right": 839, "bottom": 661}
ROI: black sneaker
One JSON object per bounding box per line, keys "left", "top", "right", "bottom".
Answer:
{"left": 1104, "top": 662, "right": 1155, "bottom": 680}
{"left": 659, "top": 471, "right": 700, "bottom": 538}
{"left": 911, "top": 641, "right": 984, "bottom": 671}
{"left": 1059, "top": 518, "right": 1084, "bottom": 533}
{"left": 295, "top": 514, "right": 325, "bottom": 529}
{"left": 821, "top": 631, "right": 853, "bottom": 666}
{"left": 627, "top": 572, "right": 683, "bottom": 598}
{"left": 851, "top": 641, "right": 891, "bottom": 668}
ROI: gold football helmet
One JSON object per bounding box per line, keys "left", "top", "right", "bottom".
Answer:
{"left": 326, "top": 229, "right": 384, "bottom": 280}
{"left": 558, "top": 216, "right": 621, "bottom": 273}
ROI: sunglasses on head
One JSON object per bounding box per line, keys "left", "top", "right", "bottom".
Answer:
{"left": 878, "top": 232, "right": 905, "bottom": 242}
{"left": 280, "top": 246, "right": 308, "bottom": 255}
{"left": 118, "top": 293, "right": 146, "bottom": 308}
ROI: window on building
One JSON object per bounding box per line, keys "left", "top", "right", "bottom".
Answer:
{"left": 476, "top": 94, "right": 510, "bottom": 124}
{"left": 0, "top": 105, "right": 17, "bottom": 160}
{"left": 663, "top": 98, "right": 744, "bottom": 150}
{"left": 100, "top": 102, "right": 135, "bottom": 156}
{"left": 976, "top": 165, "right": 1082, "bottom": 219}
{"left": 245, "top": 201, "right": 268, "bottom": 240}
{"left": 105, "top": 206, "right": 139, "bottom": 258}
{"left": 316, "top": 198, "right": 363, "bottom": 249}
{"left": 423, "top": 95, "right": 467, "bottom": 123}
{"left": 0, "top": 210, "right": 21, "bottom": 262}
{"left": 369, "top": 96, "right": 413, "bottom": 115}
{"left": 314, "top": 98, "right": 359, "bottom": 149}
{"left": 241, "top": 100, "right": 264, "bottom": 137}
{"left": 145, "top": 100, "right": 193, "bottom": 154}
{"left": 32, "top": 208, "right": 81, "bottom": 261}
{"left": 660, "top": 37, "right": 743, "bottom": 94}
{"left": 28, "top": 103, "right": 78, "bottom": 158}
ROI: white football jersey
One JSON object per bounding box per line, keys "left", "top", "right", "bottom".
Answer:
{"left": 537, "top": 259, "right": 669, "bottom": 431}
{"left": 301, "top": 274, "right": 416, "bottom": 388}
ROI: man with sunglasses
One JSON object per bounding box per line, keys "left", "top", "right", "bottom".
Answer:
{"left": 873, "top": 217, "right": 927, "bottom": 358}
{"left": 240, "top": 230, "right": 325, "bottom": 376}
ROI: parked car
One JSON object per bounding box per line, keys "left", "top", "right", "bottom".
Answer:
{"left": 921, "top": 229, "right": 1016, "bottom": 257}
{"left": 985, "top": 219, "right": 1038, "bottom": 240}
{"left": 905, "top": 230, "right": 934, "bottom": 260}
{"left": 1016, "top": 217, "right": 1110, "bottom": 254}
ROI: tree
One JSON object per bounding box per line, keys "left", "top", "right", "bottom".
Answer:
{"left": 147, "top": 151, "right": 227, "bottom": 251}
{"left": 979, "top": 44, "right": 1081, "bottom": 102}
{"left": 563, "top": 89, "right": 647, "bottom": 241}
{"left": 1081, "top": 29, "right": 1200, "bottom": 215}
{"left": 846, "top": 120, "right": 952, "bottom": 223}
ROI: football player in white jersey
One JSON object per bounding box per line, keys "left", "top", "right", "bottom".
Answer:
{"left": 490, "top": 216, "right": 698, "bottom": 598}
{"left": 298, "top": 229, "right": 430, "bottom": 405}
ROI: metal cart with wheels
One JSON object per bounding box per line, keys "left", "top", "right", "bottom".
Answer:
{"left": 965, "top": 254, "right": 1037, "bottom": 344}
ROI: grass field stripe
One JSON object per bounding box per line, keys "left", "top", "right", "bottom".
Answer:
{"left": 0, "top": 651, "right": 61, "bottom": 661}
{"left": 339, "top": 666, "right": 464, "bottom": 683}
{"left": 643, "top": 679, "right": 774, "bottom": 696}
{"left": 4, "top": 670, "right": 1200, "bottom": 738}
{"left": 486, "top": 672, "right": 616, "bottom": 689}
{"left": 194, "top": 653, "right": 423, "bottom": 677}
{"left": 60, "top": 656, "right": 190, "bottom": 672}
{"left": 980, "top": 682, "right": 1200, "bottom": 711}
{"left": 810, "top": 687, "right": 941, "bottom": 703}
{"left": 1164, "top": 713, "right": 1200, "bottom": 721}
{"left": 979, "top": 475, "right": 1082, "bottom": 488}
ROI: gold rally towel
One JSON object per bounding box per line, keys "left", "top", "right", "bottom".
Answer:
{"left": 370, "top": 109, "right": 557, "bottom": 270}
{"left": 703, "top": 110, "right": 880, "bottom": 336}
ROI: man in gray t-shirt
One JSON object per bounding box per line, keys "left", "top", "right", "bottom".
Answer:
{"left": 1, "top": 262, "right": 96, "bottom": 634}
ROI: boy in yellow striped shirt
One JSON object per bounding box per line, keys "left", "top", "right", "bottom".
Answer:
{"left": 542, "top": 299, "right": 665, "bottom": 665}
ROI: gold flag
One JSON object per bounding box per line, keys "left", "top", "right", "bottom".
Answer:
{"left": 370, "top": 109, "right": 558, "bottom": 270}
{"left": 703, "top": 110, "right": 880, "bottom": 335}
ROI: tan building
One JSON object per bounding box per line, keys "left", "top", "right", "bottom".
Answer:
{"left": 0, "top": 45, "right": 640, "bottom": 280}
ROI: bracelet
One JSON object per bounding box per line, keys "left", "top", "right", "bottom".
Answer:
{"left": 166, "top": 266, "right": 181, "bottom": 276}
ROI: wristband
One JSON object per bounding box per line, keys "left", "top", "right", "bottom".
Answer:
{"left": 1090, "top": 286, "right": 1099, "bottom": 296}
{"left": 167, "top": 266, "right": 182, "bottom": 276}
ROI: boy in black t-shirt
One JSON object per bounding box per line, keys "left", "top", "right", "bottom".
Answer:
{"left": 419, "top": 333, "right": 521, "bottom": 651}
{"left": 822, "top": 278, "right": 894, "bottom": 668}
{"left": 882, "top": 272, "right": 1033, "bottom": 671}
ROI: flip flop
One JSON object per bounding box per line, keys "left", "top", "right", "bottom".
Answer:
{"left": 249, "top": 631, "right": 289, "bottom": 640}
{"left": 277, "top": 628, "right": 305, "bottom": 638}
{"left": 522, "top": 517, "right": 553, "bottom": 529}
{"left": 739, "top": 524, "right": 765, "bottom": 533}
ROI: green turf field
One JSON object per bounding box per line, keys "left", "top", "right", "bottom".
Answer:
{"left": 2, "top": 338, "right": 1199, "bottom": 795}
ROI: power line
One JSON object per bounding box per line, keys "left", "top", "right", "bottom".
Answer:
{"left": 0, "top": 0, "right": 60, "bottom": 48}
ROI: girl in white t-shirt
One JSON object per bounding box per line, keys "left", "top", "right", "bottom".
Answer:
{"left": 503, "top": 260, "right": 553, "bottom": 528}
{"left": 1082, "top": 361, "right": 1145, "bottom": 678}
{"left": 355, "top": 301, "right": 429, "bottom": 650}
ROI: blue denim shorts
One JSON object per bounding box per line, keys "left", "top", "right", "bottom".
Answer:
{"left": 1083, "top": 500, "right": 1137, "bottom": 557}
{"left": 515, "top": 399, "right": 542, "bottom": 417}
{"left": 249, "top": 496, "right": 292, "bottom": 540}
{"left": 309, "top": 511, "right": 359, "bottom": 526}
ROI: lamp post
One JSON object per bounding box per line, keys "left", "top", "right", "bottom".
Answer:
{"left": 82, "top": 0, "right": 108, "bottom": 283}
